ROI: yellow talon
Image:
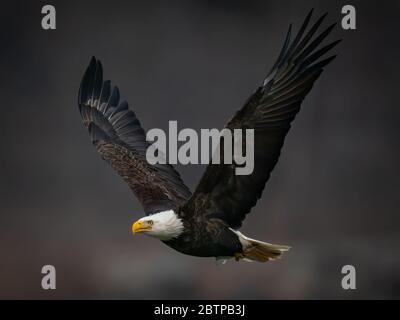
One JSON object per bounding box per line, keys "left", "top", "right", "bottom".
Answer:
{"left": 234, "top": 253, "right": 244, "bottom": 262}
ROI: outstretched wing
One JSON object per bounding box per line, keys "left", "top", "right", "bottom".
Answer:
{"left": 182, "top": 10, "right": 340, "bottom": 229}
{"left": 78, "top": 57, "right": 191, "bottom": 214}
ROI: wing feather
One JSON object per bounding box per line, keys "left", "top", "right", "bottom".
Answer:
{"left": 79, "top": 57, "right": 191, "bottom": 214}
{"left": 182, "top": 11, "right": 340, "bottom": 228}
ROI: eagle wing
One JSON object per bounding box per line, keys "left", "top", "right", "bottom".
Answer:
{"left": 181, "top": 10, "right": 340, "bottom": 229}
{"left": 79, "top": 57, "right": 191, "bottom": 214}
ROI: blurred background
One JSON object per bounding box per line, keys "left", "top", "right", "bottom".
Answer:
{"left": 0, "top": 0, "right": 399, "bottom": 299}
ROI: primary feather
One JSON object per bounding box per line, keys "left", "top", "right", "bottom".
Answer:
{"left": 181, "top": 10, "right": 340, "bottom": 229}
{"left": 78, "top": 58, "right": 191, "bottom": 214}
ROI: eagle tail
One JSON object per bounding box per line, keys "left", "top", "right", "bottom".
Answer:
{"left": 231, "top": 229, "right": 291, "bottom": 263}
{"left": 242, "top": 240, "right": 291, "bottom": 263}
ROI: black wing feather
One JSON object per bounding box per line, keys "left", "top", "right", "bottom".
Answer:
{"left": 182, "top": 11, "right": 340, "bottom": 229}
{"left": 79, "top": 57, "right": 191, "bottom": 214}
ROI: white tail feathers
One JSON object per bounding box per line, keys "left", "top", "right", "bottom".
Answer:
{"left": 230, "top": 229, "right": 291, "bottom": 263}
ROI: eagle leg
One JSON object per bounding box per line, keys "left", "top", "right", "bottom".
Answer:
{"left": 234, "top": 253, "right": 245, "bottom": 262}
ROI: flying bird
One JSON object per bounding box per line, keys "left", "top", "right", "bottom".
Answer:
{"left": 78, "top": 10, "right": 340, "bottom": 263}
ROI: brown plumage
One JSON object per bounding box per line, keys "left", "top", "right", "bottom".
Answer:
{"left": 79, "top": 66, "right": 192, "bottom": 214}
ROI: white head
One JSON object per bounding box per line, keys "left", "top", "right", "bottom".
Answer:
{"left": 131, "top": 210, "right": 184, "bottom": 241}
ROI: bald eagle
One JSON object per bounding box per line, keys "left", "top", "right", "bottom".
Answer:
{"left": 78, "top": 10, "right": 339, "bottom": 263}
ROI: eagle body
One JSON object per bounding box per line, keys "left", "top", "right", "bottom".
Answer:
{"left": 77, "top": 10, "right": 340, "bottom": 263}
{"left": 165, "top": 213, "right": 243, "bottom": 259}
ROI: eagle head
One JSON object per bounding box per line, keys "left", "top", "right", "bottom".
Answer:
{"left": 132, "top": 210, "right": 184, "bottom": 241}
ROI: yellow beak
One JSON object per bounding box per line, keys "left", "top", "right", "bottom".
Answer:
{"left": 132, "top": 220, "right": 152, "bottom": 234}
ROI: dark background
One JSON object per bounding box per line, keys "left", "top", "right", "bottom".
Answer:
{"left": 0, "top": 0, "right": 399, "bottom": 299}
